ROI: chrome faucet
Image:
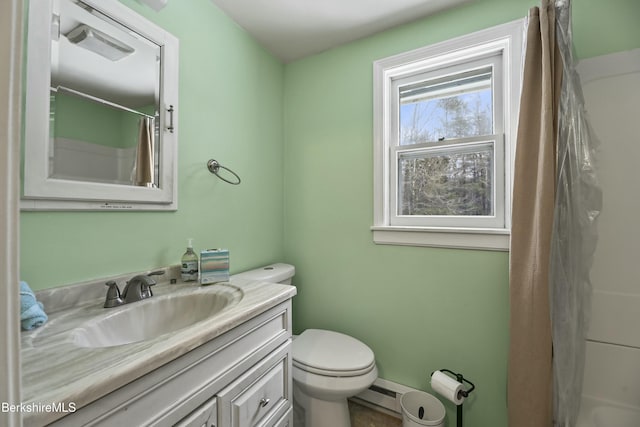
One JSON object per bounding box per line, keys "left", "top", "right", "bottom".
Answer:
{"left": 104, "top": 271, "right": 164, "bottom": 308}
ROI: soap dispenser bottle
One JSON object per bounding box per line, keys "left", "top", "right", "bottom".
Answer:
{"left": 181, "top": 238, "right": 198, "bottom": 282}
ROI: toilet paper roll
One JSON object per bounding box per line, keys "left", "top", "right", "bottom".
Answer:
{"left": 431, "top": 370, "right": 465, "bottom": 405}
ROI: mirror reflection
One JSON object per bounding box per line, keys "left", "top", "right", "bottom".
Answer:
{"left": 50, "top": 0, "right": 161, "bottom": 187}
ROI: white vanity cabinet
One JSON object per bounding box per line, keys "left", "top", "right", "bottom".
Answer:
{"left": 47, "top": 300, "right": 293, "bottom": 427}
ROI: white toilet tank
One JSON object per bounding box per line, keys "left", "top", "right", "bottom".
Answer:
{"left": 231, "top": 263, "right": 295, "bottom": 284}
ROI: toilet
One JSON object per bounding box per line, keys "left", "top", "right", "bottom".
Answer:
{"left": 231, "top": 264, "right": 378, "bottom": 427}
{"left": 292, "top": 329, "right": 378, "bottom": 427}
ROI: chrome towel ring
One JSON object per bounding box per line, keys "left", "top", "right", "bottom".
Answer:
{"left": 206, "top": 159, "right": 241, "bottom": 185}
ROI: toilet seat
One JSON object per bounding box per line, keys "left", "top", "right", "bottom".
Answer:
{"left": 293, "top": 358, "right": 376, "bottom": 377}
{"left": 293, "top": 329, "right": 376, "bottom": 377}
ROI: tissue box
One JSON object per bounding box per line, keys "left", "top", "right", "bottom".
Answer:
{"left": 200, "top": 249, "right": 230, "bottom": 284}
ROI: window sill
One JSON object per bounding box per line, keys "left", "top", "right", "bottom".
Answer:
{"left": 371, "top": 226, "right": 510, "bottom": 251}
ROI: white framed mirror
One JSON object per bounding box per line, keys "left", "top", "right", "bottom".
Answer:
{"left": 22, "top": 0, "right": 179, "bottom": 211}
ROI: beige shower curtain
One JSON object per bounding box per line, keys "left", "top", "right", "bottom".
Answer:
{"left": 508, "top": 0, "right": 562, "bottom": 426}
{"left": 134, "top": 116, "right": 155, "bottom": 187}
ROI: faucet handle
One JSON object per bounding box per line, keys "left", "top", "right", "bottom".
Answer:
{"left": 147, "top": 270, "right": 165, "bottom": 277}
{"left": 142, "top": 280, "right": 156, "bottom": 298}
{"left": 143, "top": 271, "right": 163, "bottom": 297}
{"left": 104, "top": 281, "right": 123, "bottom": 308}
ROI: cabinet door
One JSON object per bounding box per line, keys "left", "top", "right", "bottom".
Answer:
{"left": 272, "top": 408, "right": 292, "bottom": 427}
{"left": 175, "top": 397, "right": 217, "bottom": 427}
{"left": 217, "top": 342, "right": 291, "bottom": 427}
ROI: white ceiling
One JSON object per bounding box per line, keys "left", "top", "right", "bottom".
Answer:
{"left": 209, "top": 0, "right": 475, "bottom": 63}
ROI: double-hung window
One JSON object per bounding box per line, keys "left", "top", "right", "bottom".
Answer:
{"left": 372, "top": 20, "right": 524, "bottom": 250}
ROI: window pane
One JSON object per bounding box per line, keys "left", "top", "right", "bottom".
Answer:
{"left": 399, "top": 68, "right": 493, "bottom": 145}
{"left": 398, "top": 143, "right": 494, "bottom": 216}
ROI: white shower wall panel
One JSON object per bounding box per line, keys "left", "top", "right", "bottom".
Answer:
{"left": 589, "top": 291, "right": 640, "bottom": 348}
{"left": 52, "top": 137, "right": 136, "bottom": 185}
{"left": 582, "top": 341, "right": 640, "bottom": 407}
{"left": 577, "top": 49, "right": 640, "bottom": 424}
{"left": 580, "top": 57, "right": 640, "bottom": 298}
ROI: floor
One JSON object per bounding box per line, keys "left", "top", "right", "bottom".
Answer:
{"left": 349, "top": 400, "right": 402, "bottom": 427}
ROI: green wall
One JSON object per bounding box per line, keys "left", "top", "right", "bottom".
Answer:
{"left": 20, "top": 0, "right": 285, "bottom": 288}
{"left": 20, "top": 0, "right": 640, "bottom": 426}
{"left": 283, "top": 0, "right": 640, "bottom": 426}
{"left": 54, "top": 93, "right": 128, "bottom": 148}
{"left": 53, "top": 92, "right": 153, "bottom": 149}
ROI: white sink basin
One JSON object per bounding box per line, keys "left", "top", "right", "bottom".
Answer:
{"left": 71, "top": 288, "right": 242, "bottom": 348}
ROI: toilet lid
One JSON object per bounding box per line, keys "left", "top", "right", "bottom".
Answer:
{"left": 293, "top": 329, "right": 375, "bottom": 376}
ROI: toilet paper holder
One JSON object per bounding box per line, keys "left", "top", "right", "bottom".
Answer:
{"left": 432, "top": 368, "right": 475, "bottom": 401}
{"left": 431, "top": 368, "right": 475, "bottom": 427}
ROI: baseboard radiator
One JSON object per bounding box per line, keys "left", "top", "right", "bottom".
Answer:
{"left": 350, "top": 378, "right": 421, "bottom": 418}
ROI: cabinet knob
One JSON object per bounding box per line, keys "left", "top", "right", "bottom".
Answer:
{"left": 259, "top": 398, "right": 270, "bottom": 408}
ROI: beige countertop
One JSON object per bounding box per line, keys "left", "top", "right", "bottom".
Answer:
{"left": 20, "top": 267, "right": 296, "bottom": 426}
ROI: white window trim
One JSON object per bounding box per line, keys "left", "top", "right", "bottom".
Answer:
{"left": 372, "top": 19, "right": 525, "bottom": 251}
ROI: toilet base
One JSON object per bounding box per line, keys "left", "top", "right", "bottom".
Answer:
{"left": 293, "top": 382, "right": 352, "bottom": 427}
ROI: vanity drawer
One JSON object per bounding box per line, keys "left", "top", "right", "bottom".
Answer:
{"left": 217, "top": 342, "right": 291, "bottom": 427}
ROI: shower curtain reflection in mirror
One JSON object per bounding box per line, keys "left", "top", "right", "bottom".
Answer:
{"left": 133, "top": 116, "right": 157, "bottom": 188}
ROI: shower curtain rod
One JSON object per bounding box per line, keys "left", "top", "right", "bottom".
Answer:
{"left": 51, "top": 85, "right": 156, "bottom": 120}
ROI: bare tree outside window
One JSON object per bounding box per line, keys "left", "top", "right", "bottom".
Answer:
{"left": 398, "top": 70, "right": 495, "bottom": 217}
